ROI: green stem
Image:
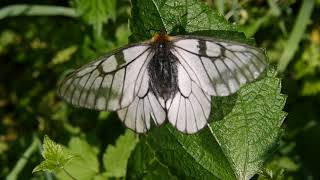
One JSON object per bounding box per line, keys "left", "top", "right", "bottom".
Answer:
{"left": 277, "top": 0, "right": 314, "bottom": 73}
{"left": 0, "top": 4, "right": 77, "bottom": 20}
{"left": 267, "top": 0, "right": 281, "bottom": 16}
{"left": 232, "top": 0, "right": 239, "bottom": 23}
{"left": 61, "top": 167, "right": 78, "bottom": 180}
{"left": 6, "top": 136, "right": 40, "bottom": 180}
{"left": 214, "top": 0, "right": 224, "bottom": 15}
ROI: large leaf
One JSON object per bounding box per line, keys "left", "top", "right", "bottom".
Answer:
{"left": 128, "top": 70, "right": 286, "bottom": 180}
{"left": 127, "top": 0, "right": 286, "bottom": 179}
{"left": 55, "top": 137, "right": 100, "bottom": 180}
{"left": 130, "top": 0, "right": 234, "bottom": 40}
{"left": 210, "top": 69, "right": 286, "bottom": 179}
{"left": 103, "top": 130, "right": 138, "bottom": 178}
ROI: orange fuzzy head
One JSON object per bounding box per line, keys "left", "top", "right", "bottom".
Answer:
{"left": 151, "top": 32, "right": 173, "bottom": 43}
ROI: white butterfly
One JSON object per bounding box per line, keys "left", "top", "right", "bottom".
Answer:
{"left": 58, "top": 33, "right": 267, "bottom": 134}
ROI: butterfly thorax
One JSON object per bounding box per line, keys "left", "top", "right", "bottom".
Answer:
{"left": 148, "top": 37, "right": 178, "bottom": 101}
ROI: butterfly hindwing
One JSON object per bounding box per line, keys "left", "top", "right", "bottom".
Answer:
{"left": 166, "top": 62, "right": 211, "bottom": 133}
{"left": 166, "top": 76, "right": 211, "bottom": 133}
{"left": 115, "top": 50, "right": 167, "bottom": 133}
{"left": 117, "top": 92, "right": 166, "bottom": 133}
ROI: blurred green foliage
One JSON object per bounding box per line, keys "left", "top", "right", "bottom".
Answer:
{"left": 0, "top": 0, "right": 319, "bottom": 179}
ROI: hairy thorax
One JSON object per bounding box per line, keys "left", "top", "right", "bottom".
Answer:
{"left": 148, "top": 41, "right": 178, "bottom": 101}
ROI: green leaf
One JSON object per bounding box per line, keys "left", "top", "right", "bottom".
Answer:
{"left": 257, "top": 154, "right": 299, "bottom": 180}
{"left": 55, "top": 137, "right": 100, "bottom": 180}
{"left": 103, "top": 130, "right": 138, "bottom": 178}
{"left": 127, "top": 137, "right": 179, "bottom": 180}
{"left": 209, "top": 69, "right": 286, "bottom": 179}
{"left": 72, "top": 0, "right": 117, "bottom": 36}
{"left": 32, "top": 135, "right": 74, "bottom": 173}
{"left": 130, "top": 0, "right": 235, "bottom": 41}
{"left": 294, "top": 43, "right": 320, "bottom": 79}
{"left": 127, "top": 1, "right": 286, "bottom": 179}
{"left": 0, "top": 30, "right": 17, "bottom": 54}
{"left": 128, "top": 69, "right": 286, "bottom": 180}
{"left": 293, "top": 41, "right": 320, "bottom": 96}
{"left": 301, "top": 80, "right": 320, "bottom": 96}
{"left": 34, "top": 136, "right": 100, "bottom": 179}
{"left": 50, "top": 45, "right": 78, "bottom": 66}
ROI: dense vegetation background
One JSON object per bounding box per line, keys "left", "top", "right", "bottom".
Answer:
{"left": 0, "top": 0, "right": 319, "bottom": 179}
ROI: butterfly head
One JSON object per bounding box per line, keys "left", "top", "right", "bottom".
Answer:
{"left": 151, "top": 32, "right": 174, "bottom": 43}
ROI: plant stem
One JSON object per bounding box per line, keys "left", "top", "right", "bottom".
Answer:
{"left": 277, "top": 0, "right": 314, "bottom": 73}
{"left": 6, "top": 136, "right": 40, "bottom": 180}
{"left": 214, "top": 0, "right": 224, "bottom": 15}
{"left": 0, "top": 4, "right": 77, "bottom": 20}
{"left": 61, "top": 167, "right": 78, "bottom": 180}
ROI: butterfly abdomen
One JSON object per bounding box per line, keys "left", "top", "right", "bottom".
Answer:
{"left": 148, "top": 40, "right": 178, "bottom": 100}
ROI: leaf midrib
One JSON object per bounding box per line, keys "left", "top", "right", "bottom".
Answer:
{"left": 166, "top": 127, "right": 235, "bottom": 179}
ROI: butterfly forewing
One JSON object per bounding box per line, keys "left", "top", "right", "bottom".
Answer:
{"left": 59, "top": 34, "right": 267, "bottom": 134}
{"left": 58, "top": 44, "right": 151, "bottom": 111}
{"left": 172, "top": 36, "right": 267, "bottom": 96}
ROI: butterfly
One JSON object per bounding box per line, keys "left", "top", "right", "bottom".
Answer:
{"left": 58, "top": 32, "right": 267, "bottom": 134}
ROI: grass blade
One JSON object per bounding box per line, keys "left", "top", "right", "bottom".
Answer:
{"left": 277, "top": 0, "right": 314, "bottom": 73}
{"left": 0, "top": 4, "right": 77, "bottom": 20}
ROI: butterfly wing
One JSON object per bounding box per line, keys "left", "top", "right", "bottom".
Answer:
{"left": 117, "top": 92, "right": 166, "bottom": 133}
{"left": 59, "top": 35, "right": 267, "bottom": 134}
{"left": 58, "top": 44, "right": 153, "bottom": 111}
{"left": 171, "top": 36, "right": 267, "bottom": 96}
{"left": 58, "top": 43, "right": 167, "bottom": 133}
{"left": 166, "top": 36, "right": 267, "bottom": 133}
{"left": 166, "top": 68, "right": 211, "bottom": 133}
